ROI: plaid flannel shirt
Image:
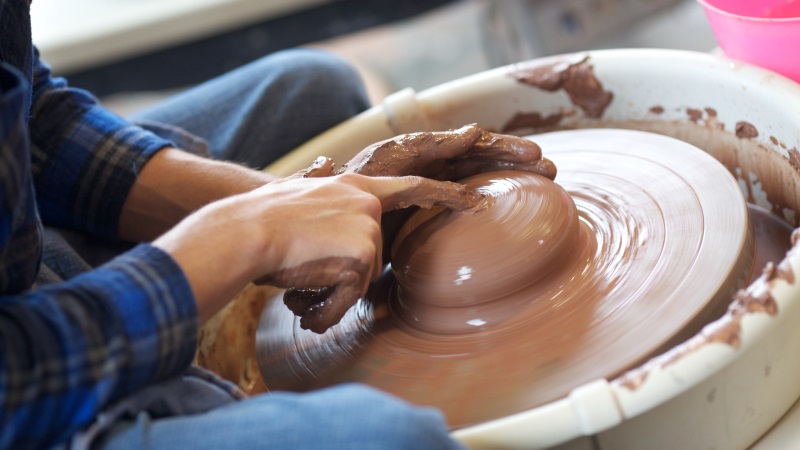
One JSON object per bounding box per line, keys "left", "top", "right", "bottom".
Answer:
{"left": 0, "top": 1, "right": 199, "bottom": 448}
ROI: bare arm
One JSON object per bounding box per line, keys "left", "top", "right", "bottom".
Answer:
{"left": 118, "top": 148, "right": 278, "bottom": 242}
{"left": 152, "top": 172, "right": 478, "bottom": 325}
{"left": 124, "top": 125, "right": 551, "bottom": 329}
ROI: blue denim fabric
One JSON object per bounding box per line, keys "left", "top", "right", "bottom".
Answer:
{"left": 96, "top": 382, "right": 463, "bottom": 450}
{"left": 132, "top": 48, "right": 371, "bottom": 169}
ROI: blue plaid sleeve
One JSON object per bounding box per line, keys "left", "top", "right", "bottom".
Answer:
{"left": 28, "top": 50, "right": 175, "bottom": 241}
{"left": 0, "top": 244, "right": 199, "bottom": 450}
{"left": 0, "top": 60, "right": 42, "bottom": 293}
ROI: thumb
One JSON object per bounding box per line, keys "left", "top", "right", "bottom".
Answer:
{"left": 360, "top": 175, "right": 485, "bottom": 212}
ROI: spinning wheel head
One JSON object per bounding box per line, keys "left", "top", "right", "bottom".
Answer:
{"left": 391, "top": 171, "right": 581, "bottom": 334}
{"left": 257, "top": 129, "right": 755, "bottom": 429}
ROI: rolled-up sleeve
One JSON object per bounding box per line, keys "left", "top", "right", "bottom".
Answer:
{"left": 0, "top": 244, "right": 198, "bottom": 449}
{"left": 28, "top": 50, "right": 175, "bottom": 240}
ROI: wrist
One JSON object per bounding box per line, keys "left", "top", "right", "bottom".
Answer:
{"left": 153, "top": 196, "right": 270, "bottom": 323}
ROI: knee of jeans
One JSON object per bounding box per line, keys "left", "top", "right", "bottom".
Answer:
{"left": 264, "top": 49, "right": 366, "bottom": 94}
{"left": 332, "top": 384, "right": 461, "bottom": 449}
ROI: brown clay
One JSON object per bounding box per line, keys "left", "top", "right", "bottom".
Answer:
{"left": 736, "top": 121, "right": 759, "bottom": 138}
{"left": 256, "top": 129, "right": 758, "bottom": 428}
{"left": 511, "top": 55, "right": 613, "bottom": 118}
{"left": 390, "top": 171, "right": 581, "bottom": 334}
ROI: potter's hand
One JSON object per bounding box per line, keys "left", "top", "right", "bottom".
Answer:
{"left": 337, "top": 124, "right": 555, "bottom": 265}
{"left": 338, "top": 123, "right": 557, "bottom": 181}
{"left": 255, "top": 172, "right": 482, "bottom": 334}
{"left": 153, "top": 161, "right": 480, "bottom": 328}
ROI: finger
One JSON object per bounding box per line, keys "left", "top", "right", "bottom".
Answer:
{"left": 400, "top": 125, "right": 543, "bottom": 166}
{"left": 450, "top": 157, "right": 558, "bottom": 180}
{"left": 360, "top": 175, "right": 485, "bottom": 212}
{"left": 256, "top": 255, "right": 370, "bottom": 289}
{"left": 258, "top": 256, "right": 372, "bottom": 333}
{"left": 344, "top": 125, "right": 482, "bottom": 176}
{"left": 285, "top": 156, "right": 335, "bottom": 180}
{"left": 299, "top": 268, "right": 368, "bottom": 333}
{"left": 469, "top": 132, "right": 543, "bottom": 163}
{"left": 284, "top": 286, "right": 334, "bottom": 316}
{"left": 405, "top": 123, "right": 483, "bottom": 162}
{"left": 365, "top": 124, "right": 483, "bottom": 164}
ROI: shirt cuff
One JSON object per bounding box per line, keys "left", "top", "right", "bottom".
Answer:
{"left": 83, "top": 243, "right": 198, "bottom": 394}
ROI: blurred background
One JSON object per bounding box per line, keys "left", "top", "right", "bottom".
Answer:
{"left": 31, "top": 0, "right": 719, "bottom": 115}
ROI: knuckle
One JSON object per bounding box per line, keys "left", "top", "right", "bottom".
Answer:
{"left": 353, "top": 239, "right": 377, "bottom": 264}
{"left": 362, "top": 195, "right": 382, "bottom": 217}
{"left": 337, "top": 172, "right": 363, "bottom": 185}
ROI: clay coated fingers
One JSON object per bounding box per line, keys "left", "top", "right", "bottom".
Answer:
{"left": 258, "top": 257, "right": 371, "bottom": 334}
{"left": 450, "top": 157, "right": 557, "bottom": 181}
{"left": 470, "top": 132, "right": 544, "bottom": 163}
{"left": 284, "top": 156, "right": 334, "bottom": 180}
{"left": 362, "top": 176, "right": 484, "bottom": 212}
{"left": 280, "top": 263, "right": 370, "bottom": 334}
{"left": 405, "top": 123, "right": 484, "bottom": 161}
{"left": 283, "top": 286, "right": 334, "bottom": 315}
{"left": 344, "top": 127, "right": 478, "bottom": 176}
{"left": 296, "top": 268, "right": 366, "bottom": 333}
{"left": 386, "top": 124, "right": 542, "bottom": 165}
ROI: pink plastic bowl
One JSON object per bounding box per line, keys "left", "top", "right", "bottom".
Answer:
{"left": 698, "top": 0, "right": 800, "bottom": 83}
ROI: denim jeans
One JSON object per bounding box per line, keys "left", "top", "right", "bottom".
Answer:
{"left": 57, "top": 49, "right": 464, "bottom": 450}
{"left": 94, "top": 378, "right": 461, "bottom": 450}
{"left": 131, "top": 48, "right": 371, "bottom": 169}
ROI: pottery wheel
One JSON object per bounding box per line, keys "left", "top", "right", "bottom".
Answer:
{"left": 256, "top": 129, "right": 754, "bottom": 429}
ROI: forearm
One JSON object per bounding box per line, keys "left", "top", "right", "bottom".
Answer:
{"left": 29, "top": 52, "right": 279, "bottom": 242}
{"left": 119, "top": 148, "right": 277, "bottom": 242}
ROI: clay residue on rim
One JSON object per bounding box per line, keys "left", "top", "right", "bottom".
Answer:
{"left": 544, "top": 113, "right": 800, "bottom": 223}
{"left": 601, "top": 117, "right": 800, "bottom": 391}
{"left": 788, "top": 148, "right": 800, "bottom": 174}
{"left": 682, "top": 107, "right": 725, "bottom": 130}
{"left": 492, "top": 114, "right": 798, "bottom": 392}
{"left": 736, "top": 121, "right": 759, "bottom": 139}
{"left": 618, "top": 250, "right": 794, "bottom": 390}
{"left": 687, "top": 108, "right": 703, "bottom": 123}
{"left": 509, "top": 55, "right": 613, "bottom": 119}
{"left": 771, "top": 136, "right": 788, "bottom": 150}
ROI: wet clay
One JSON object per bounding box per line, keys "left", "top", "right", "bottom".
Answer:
{"left": 390, "top": 171, "right": 582, "bottom": 334}
{"left": 339, "top": 123, "right": 556, "bottom": 181}
{"left": 788, "top": 147, "right": 800, "bottom": 173}
{"left": 559, "top": 118, "right": 800, "bottom": 223}
{"left": 750, "top": 204, "right": 795, "bottom": 276}
{"left": 511, "top": 55, "right": 613, "bottom": 118}
{"left": 281, "top": 124, "right": 557, "bottom": 334}
{"left": 257, "top": 129, "right": 755, "bottom": 428}
{"left": 736, "top": 121, "right": 759, "bottom": 139}
{"left": 619, "top": 206, "right": 794, "bottom": 390}
{"left": 502, "top": 111, "right": 565, "bottom": 133}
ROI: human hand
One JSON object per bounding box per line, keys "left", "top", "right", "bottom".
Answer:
{"left": 338, "top": 123, "right": 556, "bottom": 181}
{"left": 265, "top": 126, "right": 558, "bottom": 333}
{"left": 155, "top": 162, "right": 483, "bottom": 331}
{"left": 334, "top": 124, "right": 556, "bottom": 266}
{"left": 254, "top": 172, "right": 482, "bottom": 333}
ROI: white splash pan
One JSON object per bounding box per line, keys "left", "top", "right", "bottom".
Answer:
{"left": 266, "top": 49, "right": 800, "bottom": 450}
